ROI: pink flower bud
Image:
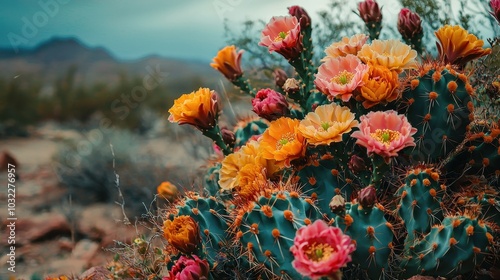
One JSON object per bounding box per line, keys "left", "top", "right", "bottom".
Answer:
{"left": 288, "top": 5, "right": 311, "bottom": 29}
{"left": 252, "top": 89, "right": 290, "bottom": 121}
{"left": 358, "top": 185, "right": 377, "bottom": 209}
{"left": 398, "top": 8, "right": 423, "bottom": 40}
{"left": 273, "top": 68, "right": 288, "bottom": 88}
{"left": 491, "top": 0, "right": 500, "bottom": 24}
{"left": 358, "top": 0, "right": 382, "bottom": 23}
{"left": 164, "top": 255, "right": 209, "bottom": 280}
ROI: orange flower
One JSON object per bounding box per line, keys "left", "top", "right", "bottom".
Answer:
{"left": 298, "top": 103, "right": 358, "bottom": 146}
{"left": 435, "top": 25, "right": 492, "bottom": 68}
{"left": 357, "top": 39, "right": 418, "bottom": 72}
{"left": 163, "top": 215, "right": 200, "bottom": 254}
{"left": 168, "top": 88, "right": 219, "bottom": 130}
{"left": 323, "top": 34, "right": 369, "bottom": 60}
{"left": 157, "top": 181, "right": 179, "bottom": 201}
{"left": 357, "top": 65, "right": 400, "bottom": 108}
{"left": 210, "top": 45, "right": 244, "bottom": 81}
{"left": 260, "top": 117, "right": 305, "bottom": 167}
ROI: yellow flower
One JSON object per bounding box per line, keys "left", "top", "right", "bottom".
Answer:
{"left": 260, "top": 117, "right": 305, "bottom": 167}
{"left": 357, "top": 65, "right": 400, "bottom": 108}
{"left": 323, "top": 34, "right": 369, "bottom": 60}
{"left": 168, "top": 88, "right": 219, "bottom": 130}
{"left": 210, "top": 45, "right": 244, "bottom": 81}
{"left": 235, "top": 162, "right": 268, "bottom": 202}
{"left": 218, "top": 150, "right": 255, "bottom": 191}
{"left": 435, "top": 25, "right": 491, "bottom": 68}
{"left": 357, "top": 39, "right": 418, "bottom": 72}
{"left": 298, "top": 103, "right": 358, "bottom": 146}
{"left": 163, "top": 215, "right": 200, "bottom": 254}
{"left": 157, "top": 181, "right": 179, "bottom": 201}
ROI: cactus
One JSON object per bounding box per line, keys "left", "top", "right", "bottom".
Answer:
{"left": 233, "top": 118, "right": 269, "bottom": 148}
{"left": 400, "top": 65, "right": 474, "bottom": 163}
{"left": 235, "top": 190, "right": 322, "bottom": 279}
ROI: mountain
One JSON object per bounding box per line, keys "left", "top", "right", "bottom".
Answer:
{"left": 0, "top": 37, "right": 220, "bottom": 86}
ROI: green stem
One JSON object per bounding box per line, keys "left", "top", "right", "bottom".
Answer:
{"left": 201, "top": 124, "right": 232, "bottom": 156}
{"left": 369, "top": 154, "right": 390, "bottom": 187}
{"left": 231, "top": 75, "right": 256, "bottom": 97}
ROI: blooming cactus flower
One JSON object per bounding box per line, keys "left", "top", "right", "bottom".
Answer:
{"left": 290, "top": 219, "right": 356, "bottom": 280}
{"left": 163, "top": 215, "right": 200, "bottom": 254}
{"left": 435, "top": 25, "right": 492, "bottom": 68}
{"left": 357, "top": 39, "right": 418, "bottom": 72}
{"left": 210, "top": 45, "right": 244, "bottom": 81}
{"left": 397, "top": 8, "right": 423, "bottom": 40}
{"left": 164, "top": 255, "right": 209, "bottom": 280}
{"left": 358, "top": 0, "right": 382, "bottom": 23}
{"left": 260, "top": 117, "right": 305, "bottom": 168}
{"left": 259, "top": 16, "right": 303, "bottom": 60}
{"left": 168, "top": 88, "right": 219, "bottom": 130}
{"left": 491, "top": 0, "right": 500, "bottom": 24}
{"left": 315, "top": 54, "right": 368, "bottom": 102}
{"left": 323, "top": 34, "right": 369, "bottom": 60}
{"left": 252, "top": 88, "right": 290, "bottom": 121}
{"left": 351, "top": 110, "right": 417, "bottom": 163}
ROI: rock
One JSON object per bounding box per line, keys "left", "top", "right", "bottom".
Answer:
{"left": 14, "top": 212, "right": 70, "bottom": 245}
{"left": 0, "top": 150, "right": 19, "bottom": 172}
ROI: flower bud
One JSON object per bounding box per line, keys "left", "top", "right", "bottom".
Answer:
{"left": 397, "top": 8, "right": 423, "bottom": 40}
{"left": 163, "top": 215, "right": 200, "bottom": 254}
{"left": 165, "top": 255, "right": 209, "bottom": 280}
{"left": 329, "top": 194, "right": 346, "bottom": 213}
{"left": 157, "top": 181, "right": 179, "bottom": 202}
{"left": 221, "top": 127, "right": 236, "bottom": 148}
{"left": 283, "top": 78, "right": 300, "bottom": 94}
{"left": 358, "top": 185, "right": 377, "bottom": 209}
{"left": 252, "top": 89, "right": 290, "bottom": 121}
{"left": 358, "top": 0, "right": 382, "bottom": 23}
{"left": 348, "top": 154, "right": 366, "bottom": 174}
{"left": 491, "top": 0, "right": 500, "bottom": 24}
{"left": 273, "top": 68, "right": 288, "bottom": 89}
{"left": 210, "top": 45, "right": 244, "bottom": 81}
{"left": 288, "top": 5, "right": 311, "bottom": 29}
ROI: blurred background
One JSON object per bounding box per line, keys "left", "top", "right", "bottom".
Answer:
{"left": 0, "top": 0, "right": 498, "bottom": 278}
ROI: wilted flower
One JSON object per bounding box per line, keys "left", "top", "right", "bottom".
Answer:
{"left": 315, "top": 54, "right": 369, "bottom": 102}
{"left": 351, "top": 110, "right": 417, "bottom": 163}
{"left": 210, "top": 45, "right": 244, "bottom": 81}
{"left": 357, "top": 39, "right": 418, "bottom": 72}
{"left": 290, "top": 220, "right": 356, "bottom": 280}
{"left": 164, "top": 255, "right": 209, "bottom": 280}
{"left": 298, "top": 103, "right": 358, "bottom": 146}
{"left": 323, "top": 34, "right": 369, "bottom": 60}
{"left": 157, "top": 181, "right": 179, "bottom": 201}
{"left": 252, "top": 88, "right": 290, "bottom": 121}
{"left": 288, "top": 5, "right": 311, "bottom": 29}
{"left": 259, "top": 16, "right": 303, "bottom": 60}
{"left": 329, "top": 194, "right": 346, "bottom": 213}
{"left": 358, "top": 185, "right": 377, "bottom": 209}
{"left": 490, "top": 0, "right": 500, "bottom": 24}
{"left": 260, "top": 117, "right": 305, "bottom": 167}
{"left": 163, "top": 215, "right": 200, "bottom": 254}
{"left": 358, "top": 0, "right": 382, "bottom": 24}
{"left": 357, "top": 65, "right": 400, "bottom": 108}
{"left": 168, "top": 88, "right": 219, "bottom": 130}
{"left": 435, "top": 25, "right": 492, "bottom": 68}
{"left": 274, "top": 68, "right": 288, "bottom": 88}
{"left": 398, "top": 8, "right": 423, "bottom": 41}
{"left": 283, "top": 78, "right": 300, "bottom": 94}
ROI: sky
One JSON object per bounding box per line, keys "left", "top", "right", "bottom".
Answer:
{"left": 0, "top": 0, "right": 406, "bottom": 62}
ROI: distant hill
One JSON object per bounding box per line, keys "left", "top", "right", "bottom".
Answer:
{"left": 0, "top": 37, "right": 220, "bottom": 86}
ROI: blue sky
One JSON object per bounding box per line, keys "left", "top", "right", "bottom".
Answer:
{"left": 0, "top": 1, "right": 372, "bottom": 62}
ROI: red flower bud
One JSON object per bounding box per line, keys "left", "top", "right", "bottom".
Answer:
{"left": 358, "top": 0, "right": 382, "bottom": 23}
{"left": 273, "top": 68, "right": 288, "bottom": 89}
{"left": 491, "top": 0, "right": 500, "bottom": 24}
{"left": 164, "top": 255, "right": 209, "bottom": 280}
{"left": 348, "top": 154, "right": 366, "bottom": 174}
{"left": 288, "top": 5, "right": 311, "bottom": 29}
{"left": 221, "top": 127, "right": 236, "bottom": 148}
{"left": 358, "top": 185, "right": 377, "bottom": 209}
{"left": 398, "top": 8, "right": 423, "bottom": 40}
{"left": 252, "top": 89, "right": 290, "bottom": 121}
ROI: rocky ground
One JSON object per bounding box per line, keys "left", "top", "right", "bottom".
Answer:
{"left": 0, "top": 125, "right": 207, "bottom": 279}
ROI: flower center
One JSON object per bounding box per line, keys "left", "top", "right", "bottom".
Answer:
{"left": 305, "top": 242, "right": 335, "bottom": 262}
{"left": 274, "top": 31, "right": 289, "bottom": 42}
{"left": 370, "top": 129, "right": 401, "bottom": 146}
{"left": 331, "top": 70, "right": 354, "bottom": 85}
{"left": 276, "top": 133, "right": 295, "bottom": 150}
{"left": 321, "top": 122, "right": 332, "bottom": 131}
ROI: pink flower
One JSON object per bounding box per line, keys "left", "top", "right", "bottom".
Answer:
{"left": 358, "top": 0, "right": 382, "bottom": 23}
{"left": 259, "top": 16, "right": 303, "bottom": 60}
{"left": 252, "top": 88, "right": 290, "bottom": 121}
{"left": 315, "top": 54, "right": 369, "bottom": 102}
{"left": 351, "top": 110, "right": 417, "bottom": 163}
{"left": 397, "top": 8, "right": 423, "bottom": 40}
{"left": 164, "top": 255, "right": 209, "bottom": 280}
{"left": 290, "top": 220, "right": 356, "bottom": 280}
{"left": 491, "top": 0, "right": 500, "bottom": 24}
